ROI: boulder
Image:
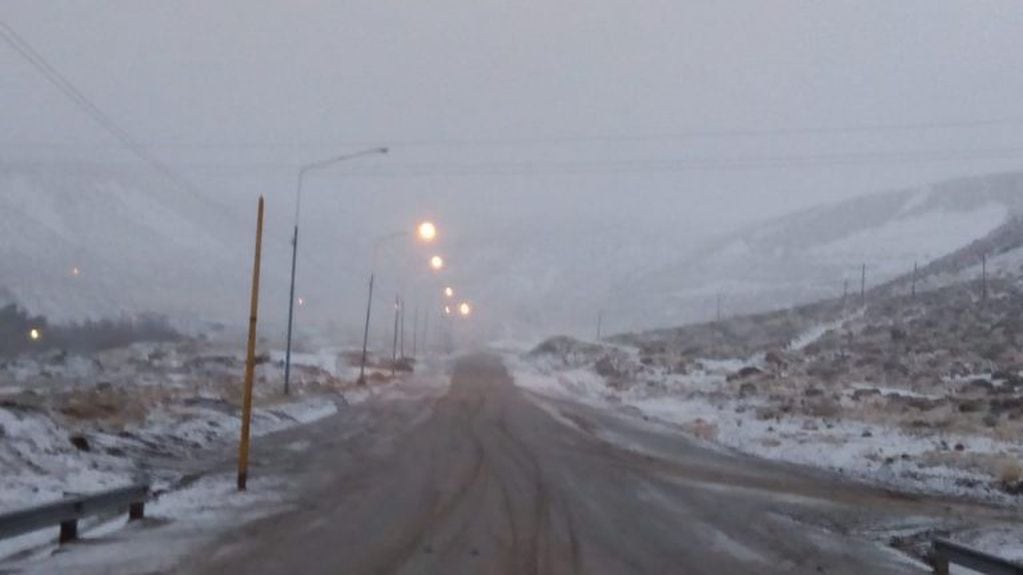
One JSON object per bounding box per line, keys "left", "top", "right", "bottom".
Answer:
{"left": 726, "top": 366, "right": 763, "bottom": 382}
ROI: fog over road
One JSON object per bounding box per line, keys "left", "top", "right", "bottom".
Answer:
{"left": 182, "top": 354, "right": 999, "bottom": 574}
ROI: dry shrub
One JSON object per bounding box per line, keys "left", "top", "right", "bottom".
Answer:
{"left": 57, "top": 386, "right": 165, "bottom": 427}
{"left": 997, "top": 457, "right": 1023, "bottom": 485}
{"left": 684, "top": 418, "right": 719, "bottom": 441}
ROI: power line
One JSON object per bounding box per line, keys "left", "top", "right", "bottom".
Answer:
{"left": 0, "top": 20, "right": 313, "bottom": 250}
{"left": 6, "top": 118, "right": 1023, "bottom": 154}
{"left": 317, "top": 146, "right": 1023, "bottom": 177}
{"left": 369, "top": 118, "right": 1023, "bottom": 150}
{"left": 14, "top": 144, "right": 1019, "bottom": 176}
{"left": 0, "top": 19, "right": 210, "bottom": 205}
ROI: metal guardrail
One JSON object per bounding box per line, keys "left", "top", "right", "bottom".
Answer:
{"left": 932, "top": 538, "right": 1023, "bottom": 575}
{"left": 0, "top": 483, "right": 149, "bottom": 544}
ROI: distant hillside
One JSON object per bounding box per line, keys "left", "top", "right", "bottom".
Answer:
{"left": 880, "top": 215, "right": 1023, "bottom": 299}
{"left": 5, "top": 164, "right": 1023, "bottom": 344}
{"left": 612, "top": 171, "right": 1023, "bottom": 331}
{"left": 0, "top": 164, "right": 293, "bottom": 332}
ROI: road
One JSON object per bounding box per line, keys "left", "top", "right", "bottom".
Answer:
{"left": 179, "top": 353, "right": 996, "bottom": 574}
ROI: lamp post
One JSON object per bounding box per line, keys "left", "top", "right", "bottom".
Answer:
{"left": 284, "top": 147, "right": 387, "bottom": 395}
{"left": 391, "top": 295, "right": 400, "bottom": 376}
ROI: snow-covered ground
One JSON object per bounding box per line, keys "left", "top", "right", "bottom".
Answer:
{"left": 511, "top": 354, "right": 1023, "bottom": 504}
{"left": 0, "top": 472, "right": 292, "bottom": 573}
{"left": 919, "top": 242, "right": 1023, "bottom": 296}
{"left": 0, "top": 339, "right": 419, "bottom": 566}
{"left": 810, "top": 202, "right": 1009, "bottom": 278}
{"left": 508, "top": 336, "right": 1023, "bottom": 565}
{"left": 0, "top": 391, "right": 338, "bottom": 514}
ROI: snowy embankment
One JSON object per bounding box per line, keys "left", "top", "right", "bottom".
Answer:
{"left": 0, "top": 392, "right": 337, "bottom": 514}
{"left": 0, "top": 339, "right": 439, "bottom": 570}
{"left": 0, "top": 339, "right": 395, "bottom": 564}
{"left": 511, "top": 319, "right": 1023, "bottom": 563}
{"left": 512, "top": 354, "right": 1021, "bottom": 504}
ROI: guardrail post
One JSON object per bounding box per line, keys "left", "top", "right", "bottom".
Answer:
{"left": 930, "top": 538, "right": 1023, "bottom": 575}
{"left": 0, "top": 484, "right": 150, "bottom": 545}
{"left": 59, "top": 519, "right": 78, "bottom": 543}
{"left": 129, "top": 501, "right": 145, "bottom": 521}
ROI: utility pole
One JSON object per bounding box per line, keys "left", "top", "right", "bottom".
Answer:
{"left": 860, "top": 263, "right": 867, "bottom": 305}
{"left": 399, "top": 297, "right": 406, "bottom": 360}
{"left": 412, "top": 306, "right": 419, "bottom": 359}
{"left": 911, "top": 261, "right": 918, "bottom": 298}
{"left": 843, "top": 278, "right": 849, "bottom": 306}
{"left": 716, "top": 293, "right": 722, "bottom": 322}
{"left": 238, "top": 196, "right": 264, "bottom": 491}
{"left": 391, "top": 295, "right": 399, "bottom": 375}
{"left": 284, "top": 218, "right": 298, "bottom": 396}
{"left": 982, "top": 254, "right": 988, "bottom": 303}
{"left": 422, "top": 309, "right": 430, "bottom": 358}
{"left": 596, "top": 311, "right": 603, "bottom": 341}
{"left": 357, "top": 273, "right": 374, "bottom": 385}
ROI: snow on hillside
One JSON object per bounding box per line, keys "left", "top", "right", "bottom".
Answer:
{"left": 615, "top": 171, "right": 1023, "bottom": 332}
{"left": 810, "top": 203, "right": 1007, "bottom": 277}
{"left": 0, "top": 165, "right": 287, "bottom": 328}
{"left": 0, "top": 340, "right": 357, "bottom": 516}
{"left": 5, "top": 164, "right": 1023, "bottom": 344}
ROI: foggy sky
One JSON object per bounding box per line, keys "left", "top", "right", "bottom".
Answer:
{"left": 3, "top": 2, "right": 1023, "bottom": 339}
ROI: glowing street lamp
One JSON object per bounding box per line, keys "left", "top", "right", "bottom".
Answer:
{"left": 28, "top": 328, "right": 41, "bottom": 341}
{"left": 459, "top": 302, "right": 472, "bottom": 317}
{"left": 444, "top": 305, "right": 452, "bottom": 316}
{"left": 417, "top": 221, "right": 437, "bottom": 242}
{"left": 444, "top": 286, "right": 454, "bottom": 298}
{"left": 430, "top": 255, "right": 444, "bottom": 271}
{"left": 71, "top": 266, "right": 80, "bottom": 277}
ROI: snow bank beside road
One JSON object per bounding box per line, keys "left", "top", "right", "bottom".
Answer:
{"left": 510, "top": 349, "right": 1023, "bottom": 566}
{"left": 0, "top": 338, "right": 438, "bottom": 570}
{"left": 0, "top": 340, "right": 353, "bottom": 517}
{"left": 0, "top": 395, "right": 338, "bottom": 515}
{"left": 3, "top": 473, "right": 291, "bottom": 574}
{"left": 509, "top": 351, "right": 1023, "bottom": 505}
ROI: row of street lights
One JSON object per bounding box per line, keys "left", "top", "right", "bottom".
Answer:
{"left": 281, "top": 147, "right": 475, "bottom": 394}
{"left": 356, "top": 219, "right": 447, "bottom": 384}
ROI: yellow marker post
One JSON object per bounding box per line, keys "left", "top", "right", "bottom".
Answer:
{"left": 238, "top": 196, "right": 264, "bottom": 491}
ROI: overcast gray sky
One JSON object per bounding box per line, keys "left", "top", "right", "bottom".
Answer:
{"left": 5, "top": 2, "right": 1023, "bottom": 217}
{"left": 3, "top": 2, "right": 1023, "bottom": 338}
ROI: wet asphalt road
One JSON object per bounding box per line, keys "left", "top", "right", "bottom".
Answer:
{"left": 179, "top": 353, "right": 1005, "bottom": 574}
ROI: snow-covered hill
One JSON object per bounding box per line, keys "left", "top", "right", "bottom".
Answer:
{"left": 5, "top": 164, "right": 1023, "bottom": 344}
{"left": 613, "top": 171, "right": 1023, "bottom": 331}
{"left": 0, "top": 165, "right": 293, "bottom": 333}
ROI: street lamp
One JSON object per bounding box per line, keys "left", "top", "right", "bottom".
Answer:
{"left": 28, "top": 328, "right": 41, "bottom": 341}
{"left": 357, "top": 222, "right": 438, "bottom": 385}
{"left": 444, "top": 286, "right": 454, "bottom": 298}
{"left": 284, "top": 146, "right": 388, "bottom": 395}
{"left": 459, "top": 302, "right": 472, "bottom": 317}
{"left": 417, "top": 221, "right": 437, "bottom": 242}
{"left": 430, "top": 255, "right": 444, "bottom": 271}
